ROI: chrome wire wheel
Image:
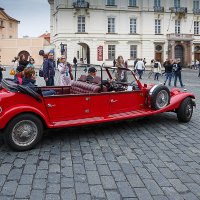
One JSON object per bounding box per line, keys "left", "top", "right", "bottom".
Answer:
{"left": 11, "top": 120, "right": 38, "bottom": 147}
{"left": 185, "top": 103, "right": 192, "bottom": 119}
{"left": 155, "top": 90, "right": 169, "bottom": 109}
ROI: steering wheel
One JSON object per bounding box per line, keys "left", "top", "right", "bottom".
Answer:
{"left": 110, "top": 80, "right": 128, "bottom": 91}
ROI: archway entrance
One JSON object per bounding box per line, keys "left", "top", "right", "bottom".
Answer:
{"left": 18, "top": 50, "right": 30, "bottom": 60}
{"left": 175, "top": 45, "right": 184, "bottom": 63}
{"left": 77, "top": 43, "right": 90, "bottom": 64}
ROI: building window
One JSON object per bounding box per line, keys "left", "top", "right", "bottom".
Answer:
{"left": 175, "top": 20, "right": 181, "bottom": 34}
{"left": 193, "top": 1, "right": 199, "bottom": 9}
{"left": 9, "top": 35, "right": 12, "bottom": 38}
{"left": 155, "top": 19, "right": 161, "bottom": 34}
{"left": 108, "top": 45, "right": 115, "bottom": 60}
{"left": 130, "top": 45, "right": 137, "bottom": 59}
{"left": 129, "top": 0, "right": 137, "bottom": 7}
{"left": 0, "top": 20, "right": 4, "bottom": 27}
{"left": 9, "top": 23, "right": 12, "bottom": 28}
{"left": 107, "top": 0, "right": 115, "bottom": 6}
{"left": 77, "top": 16, "right": 85, "bottom": 32}
{"left": 154, "top": 0, "right": 161, "bottom": 7}
{"left": 108, "top": 18, "right": 115, "bottom": 33}
{"left": 130, "top": 18, "right": 137, "bottom": 34}
{"left": 194, "top": 21, "right": 199, "bottom": 35}
{"left": 174, "top": 0, "right": 180, "bottom": 7}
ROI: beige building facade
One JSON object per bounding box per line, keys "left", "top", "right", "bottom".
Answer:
{"left": 48, "top": 0, "right": 200, "bottom": 67}
{"left": 0, "top": 7, "right": 51, "bottom": 66}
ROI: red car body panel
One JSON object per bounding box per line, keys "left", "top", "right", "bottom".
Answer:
{"left": 0, "top": 66, "right": 196, "bottom": 132}
{"left": 0, "top": 84, "right": 195, "bottom": 130}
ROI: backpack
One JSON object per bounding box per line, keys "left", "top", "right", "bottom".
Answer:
{"left": 154, "top": 62, "right": 159, "bottom": 68}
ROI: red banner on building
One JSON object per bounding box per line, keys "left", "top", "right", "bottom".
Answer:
{"left": 97, "top": 46, "right": 103, "bottom": 61}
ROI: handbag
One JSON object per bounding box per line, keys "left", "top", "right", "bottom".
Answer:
{"left": 39, "top": 66, "right": 43, "bottom": 77}
{"left": 9, "top": 69, "right": 16, "bottom": 75}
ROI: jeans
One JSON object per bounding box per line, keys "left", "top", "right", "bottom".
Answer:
{"left": 46, "top": 77, "right": 54, "bottom": 86}
{"left": 137, "top": 69, "right": 143, "bottom": 79}
{"left": 42, "top": 89, "right": 56, "bottom": 96}
{"left": 164, "top": 73, "right": 172, "bottom": 86}
{"left": 154, "top": 73, "right": 160, "bottom": 80}
{"left": 174, "top": 71, "right": 184, "bottom": 87}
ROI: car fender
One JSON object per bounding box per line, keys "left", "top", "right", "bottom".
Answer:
{"left": 0, "top": 105, "right": 53, "bottom": 130}
{"left": 157, "top": 92, "right": 195, "bottom": 113}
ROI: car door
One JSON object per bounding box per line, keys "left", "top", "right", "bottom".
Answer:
{"left": 109, "top": 91, "right": 145, "bottom": 114}
{"left": 43, "top": 94, "right": 90, "bottom": 121}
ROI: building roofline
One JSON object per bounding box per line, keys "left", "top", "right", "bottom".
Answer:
{"left": 0, "top": 7, "right": 20, "bottom": 23}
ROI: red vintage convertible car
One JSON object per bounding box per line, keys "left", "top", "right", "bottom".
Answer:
{"left": 0, "top": 65, "right": 196, "bottom": 151}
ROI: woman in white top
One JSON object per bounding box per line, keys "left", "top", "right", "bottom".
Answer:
{"left": 58, "top": 56, "right": 73, "bottom": 86}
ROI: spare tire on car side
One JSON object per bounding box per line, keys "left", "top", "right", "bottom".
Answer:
{"left": 149, "top": 84, "right": 170, "bottom": 110}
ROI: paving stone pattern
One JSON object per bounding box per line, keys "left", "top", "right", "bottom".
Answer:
{"left": 0, "top": 68, "right": 200, "bottom": 199}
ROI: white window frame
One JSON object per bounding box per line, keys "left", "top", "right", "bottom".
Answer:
{"left": 77, "top": 15, "right": 85, "bottom": 33}
{"left": 107, "top": 0, "right": 115, "bottom": 6}
{"left": 175, "top": 20, "right": 181, "bottom": 34}
{"left": 155, "top": 19, "right": 161, "bottom": 34}
{"left": 130, "top": 45, "right": 137, "bottom": 59}
{"left": 108, "top": 17, "right": 115, "bottom": 33}
{"left": 108, "top": 45, "right": 116, "bottom": 60}
{"left": 174, "top": 0, "right": 180, "bottom": 8}
{"left": 154, "top": 0, "right": 161, "bottom": 7}
{"left": 193, "top": 0, "right": 199, "bottom": 9}
{"left": 130, "top": 18, "right": 137, "bottom": 34}
{"left": 194, "top": 21, "right": 199, "bottom": 35}
{"left": 129, "top": 0, "right": 137, "bottom": 7}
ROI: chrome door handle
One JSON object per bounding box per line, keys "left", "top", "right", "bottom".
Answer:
{"left": 111, "top": 99, "right": 118, "bottom": 103}
{"left": 47, "top": 104, "right": 56, "bottom": 108}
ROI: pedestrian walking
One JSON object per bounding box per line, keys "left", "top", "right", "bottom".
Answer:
{"left": 135, "top": 58, "right": 145, "bottom": 79}
{"left": 153, "top": 59, "right": 162, "bottom": 81}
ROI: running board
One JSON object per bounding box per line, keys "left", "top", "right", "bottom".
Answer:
{"left": 52, "top": 109, "right": 156, "bottom": 128}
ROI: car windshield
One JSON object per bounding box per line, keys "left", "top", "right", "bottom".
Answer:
{"left": 74, "top": 64, "right": 138, "bottom": 85}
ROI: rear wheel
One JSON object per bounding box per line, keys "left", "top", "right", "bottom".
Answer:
{"left": 149, "top": 85, "right": 170, "bottom": 110}
{"left": 177, "top": 97, "right": 193, "bottom": 122}
{"left": 4, "top": 114, "right": 43, "bottom": 151}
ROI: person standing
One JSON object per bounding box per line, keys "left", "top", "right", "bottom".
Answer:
{"left": 163, "top": 59, "right": 173, "bottom": 86}
{"left": 115, "top": 55, "right": 128, "bottom": 82}
{"left": 73, "top": 57, "right": 77, "bottom": 65}
{"left": 19, "top": 54, "right": 29, "bottom": 69}
{"left": 58, "top": 55, "right": 73, "bottom": 86}
{"left": 174, "top": 58, "right": 184, "bottom": 87}
{"left": 153, "top": 59, "right": 162, "bottom": 81}
{"left": 43, "top": 52, "right": 55, "bottom": 86}
{"left": 135, "top": 58, "right": 145, "bottom": 79}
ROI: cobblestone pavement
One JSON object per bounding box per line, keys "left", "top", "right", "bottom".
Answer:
{"left": 0, "top": 68, "right": 200, "bottom": 200}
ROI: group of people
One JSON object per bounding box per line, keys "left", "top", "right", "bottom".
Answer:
{"left": 148, "top": 58, "right": 184, "bottom": 87}
{"left": 163, "top": 58, "right": 184, "bottom": 87}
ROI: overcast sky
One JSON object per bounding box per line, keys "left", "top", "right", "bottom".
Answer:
{"left": 0, "top": 0, "right": 50, "bottom": 38}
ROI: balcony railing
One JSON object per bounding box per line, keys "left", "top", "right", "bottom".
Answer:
{"left": 193, "top": 9, "right": 200, "bottom": 15}
{"left": 167, "top": 34, "right": 194, "bottom": 41}
{"left": 72, "top": 1, "right": 89, "bottom": 9}
{"left": 169, "top": 7, "right": 187, "bottom": 14}
{"left": 154, "top": 6, "right": 164, "bottom": 12}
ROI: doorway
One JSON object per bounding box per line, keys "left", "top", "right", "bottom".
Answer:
{"left": 78, "top": 43, "right": 90, "bottom": 64}
{"left": 175, "top": 45, "right": 184, "bottom": 63}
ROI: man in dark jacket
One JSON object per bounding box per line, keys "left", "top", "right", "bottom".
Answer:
{"left": 86, "top": 67, "right": 97, "bottom": 82}
{"left": 174, "top": 58, "right": 184, "bottom": 87}
{"left": 43, "top": 52, "right": 55, "bottom": 86}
